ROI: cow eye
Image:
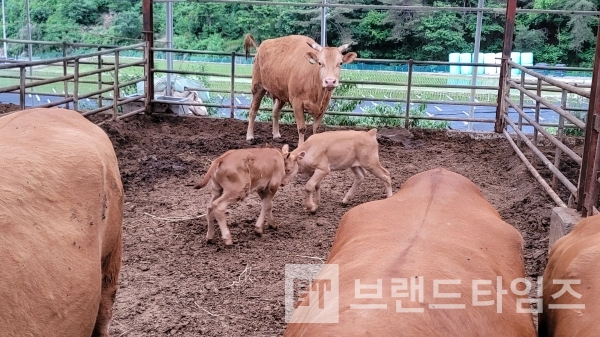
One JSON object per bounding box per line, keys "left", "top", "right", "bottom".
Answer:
{"left": 339, "top": 62, "right": 343, "bottom": 66}
{"left": 318, "top": 61, "right": 322, "bottom": 66}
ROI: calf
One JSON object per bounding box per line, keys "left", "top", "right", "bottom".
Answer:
{"left": 194, "top": 145, "right": 305, "bottom": 245}
{"left": 539, "top": 214, "right": 600, "bottom": 336}
{"left": 289, "top": 128, "right": 392, "bottom": 213}
{"left": 285, "top": 168, "right": 536, "bottom": 336}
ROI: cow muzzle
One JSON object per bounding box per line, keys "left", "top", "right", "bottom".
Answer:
{"left": 323, "top": 78, "right": 338, "bottom": 89}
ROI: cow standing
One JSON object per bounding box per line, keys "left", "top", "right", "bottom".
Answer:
{"left": 244, "top": 34, "right": 357, "bottom": 145}
{"left": 194, "top": 145, "right": 305, "bottom": 246}
{"left": 0, "top": 108, "right": 124, "bottom": 337}
{"left": 285, "top": 168, "right": 536, "bottom": 336}
{"left": 289, "top": 128, "right": 392, "bottom": 213}
{"left": 539, "top": 214, "right": 600, "bottom": 336}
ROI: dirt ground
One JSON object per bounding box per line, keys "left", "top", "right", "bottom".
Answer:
{"left": 2, "top": 104, "right": 563, "bottom": 336}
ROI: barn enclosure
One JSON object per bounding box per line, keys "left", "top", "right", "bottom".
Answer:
{"left": 1, "top": 0, "right": 600, "bottom": 335}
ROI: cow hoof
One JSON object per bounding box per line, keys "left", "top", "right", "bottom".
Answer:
{"left": 224, "top": 238, "right": 233, "bottom": 246}
{"left": 246, "top": 138, "right": 256, "bottom": 145}
{"left": 254, "top": 228, "right": 263, "bottom": 236}
{"left": 268, "top": 224, "right": 278, "bottom": 230}
{"left": 206, "top": 238, "right": 215, "bottom": 244}
{"left": 273, "top": 137, "right": 284, "bottom": 143}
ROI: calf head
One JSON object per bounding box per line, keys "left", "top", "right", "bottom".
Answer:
{"left": 305, "top": 41, "right": 357, "bottom": 90}
{"left": 281, "top": 144, "right": 305, "bottom": 186}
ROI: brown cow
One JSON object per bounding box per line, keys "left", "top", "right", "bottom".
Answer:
{"left": 289, "top": 128, "right": 392, "bottom": 213}
{"left": 194, "top": 145, "right": 305, "bottom": 246}
{"left": 285, "top": 168, "right": 536, "bottom": 337}
{"left": 0, "top": 108, "right": 124, "bottom": 337}
{"left": 244, "top": 33, "right": 357, "bottom": 145}
{"left": 538, "top": 214, "right": 600, "bottom": 336}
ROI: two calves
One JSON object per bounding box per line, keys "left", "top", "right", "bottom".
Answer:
{"left": 194, "top": 129, "right": 392, "bottom": 246}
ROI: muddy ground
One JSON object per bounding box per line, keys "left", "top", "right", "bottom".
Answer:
{"left": 2, "top": 104, "right": 575, "bottom": 336}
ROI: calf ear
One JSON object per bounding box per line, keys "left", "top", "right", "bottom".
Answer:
{"left": 305, "top": 52, "right": 318, "bottom": 64}
{"left": 296, "top": 151, "right": 306, "bottom": 161}
{"left": 343, "top": 52, "right": 358, "bottom": 64}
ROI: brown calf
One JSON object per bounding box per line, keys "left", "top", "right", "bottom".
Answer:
{"left": 539, "top": 214, "right": 600, "bottom": 336}
{"left": 194, "top": 145, "right": 305, "bottom": 245}
{"left": 244, "top": 34, "right": 357, "bottom": 145}
{"left": 289, "top": 128, "right": 392, "bottom": 213}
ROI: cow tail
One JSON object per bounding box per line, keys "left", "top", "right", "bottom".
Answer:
{"left": 194, "top": 159, "right": 221, "bottom": 189}
{"left": 244, "top": 33, "right": 259, "bottom": 59}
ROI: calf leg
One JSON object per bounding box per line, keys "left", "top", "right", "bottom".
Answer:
{"left": 272, "top": 99, "right": 286, "bottom": 142}
{"left": 255, "top": 189, "right": 276, "bottom": 235}
{"left": 365, "top": 163, "right": 393, "bottom": 198}
{"left": 312, "top": 113, "right": 324, "bottom": 135}
{"left": 205, "top": 186, "right": 222, "bottom": 244}
{"left": 211, "top": 192, "right": 241, "bottom": 246}
{"left": 305, "top": 169, "right": 329, "bottom": 213}
{"left": 343, "top": 166, "right": 366, "bottom": 204}
{"left": 92, "top": 232, "right": 122, "bottom": 337}
{"left": 246, "top": 86, "right": 267, "bottom": 143}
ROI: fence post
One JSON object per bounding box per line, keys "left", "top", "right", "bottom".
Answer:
{"left": 73, "top": 59, "right": 79, "bottom": 112}
{"left": 404, "top": 59, "right": 413, "bottom": 129}
{"left": 494, "top": 0, "right": 517, "bottom": 133}
{"left": 517, "top": 70, "right": 525, "bottom": 146}
{"left": 97, "top": 46, "right": 103, "bottom": 109}
{"left": 534, "top": 78, "right": 542, "bottom": 146}
{"left": 230, "top": 51, "right": 235, "bottom": 119}
{"left": 63, "top": 42, "right": 70, "bottom": 110}
{"left": 113, "top": 50, "right": 120, "bottom": 120}
{"left": 143, "top": 0, "right": 154, "bottom": 115}
{"left": 19, "top": 66, "right": 26, "bottom": 110}
{"left": 552, "top": 89, "right": 568, "bottom": 190}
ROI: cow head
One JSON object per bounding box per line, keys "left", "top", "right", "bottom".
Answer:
{"left": 305, "top": 41, "right": 357, "bottom": 90}
{"left": 280, "top": 144, "right": 305, "bottom": 186}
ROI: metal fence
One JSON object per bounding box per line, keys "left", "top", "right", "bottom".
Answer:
{"left": 0, "top": 38, "right": 596, "bottom": 212}
{"left": 0, "top": 40, "right": 148, "bottom": 120}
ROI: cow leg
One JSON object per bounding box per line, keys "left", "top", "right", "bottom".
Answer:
{"left": 365, "top": 163, "right": 393, "bottom": 198}
{"left": 247, "top": 87, "right": 267, "bottom": 143}
{"left": 291, "top": 100, "right": 307, "bottom": 145}
{"left": 314, "top": 181, "right": 322, "bottom": 209}
{"left": 343, "top": 166, "right": 366, "bottom": 204}
{"left": 205, "top": 185, "right": 222, "bottom": 244}
{"left": 305, "top": 169, "right": 329, "bottom": 213}
{"left": 92, "top": 232, "right": 122, "bottom": 337}
{"left": 272, "top": 99, "right": 285, "bottom": 142}
{"left": 312, "top": 113, "right": 325, "bottom": 135}
{"left": 211, "top": 192, "right": 240, "bottom": 246}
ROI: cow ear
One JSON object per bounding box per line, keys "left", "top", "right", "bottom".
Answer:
{"left": 343, "top": 52, "right": 358, "bottom": 64}
{"left": 296, "top": 151, "right": 306, "bottom": 161}
{"left": 282, "top": 144, "right": 289, "bottom": 154}
{"left": 306, "top": 41, "right": 323, "bottom": 52}
{"left": 305, "top": 52, "right": 318, "bottom": 64}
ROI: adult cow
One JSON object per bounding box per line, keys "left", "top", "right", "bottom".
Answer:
{"left": 244, "top": 33, "right": 357, "bottom": 145}
{"left": 285, "top": 168, "right": 536, "bottom": 337}
{"left": 538, "top": 214, "right": 600, "bottom": 336}
{"left": 0, "top": 108, "right": 124, "bottom": 337}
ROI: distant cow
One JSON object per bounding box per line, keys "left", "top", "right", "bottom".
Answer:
{"left": 285, "top": 168, "right": 536, "bottom": 336}
{"left": 194, "top": 145, "right": 305, "bottom": 246}
{"left": 289, "top": 128, "right": 392, "bottom": 213}
{"left": 538, "top": 214, "right": 600, "bottom": 336}
{"left": 0, "top": 108, "right": 124, "bottom": 337}
{"left": 244, "top": 34, "right": 357, "bottom": 145}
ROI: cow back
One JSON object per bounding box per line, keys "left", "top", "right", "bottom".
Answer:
{"left": 285, "top": 168, "right": 536, "bottom": 336}
{"left": 0, "top": 108, "right": 124, "bottom": 337}
{"left": 539, "top": 214, "right": 600, "bottom": 336}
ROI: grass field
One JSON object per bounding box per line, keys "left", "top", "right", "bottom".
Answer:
{"left": 0, "top": 55, "right": 589, "bottom": 109}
